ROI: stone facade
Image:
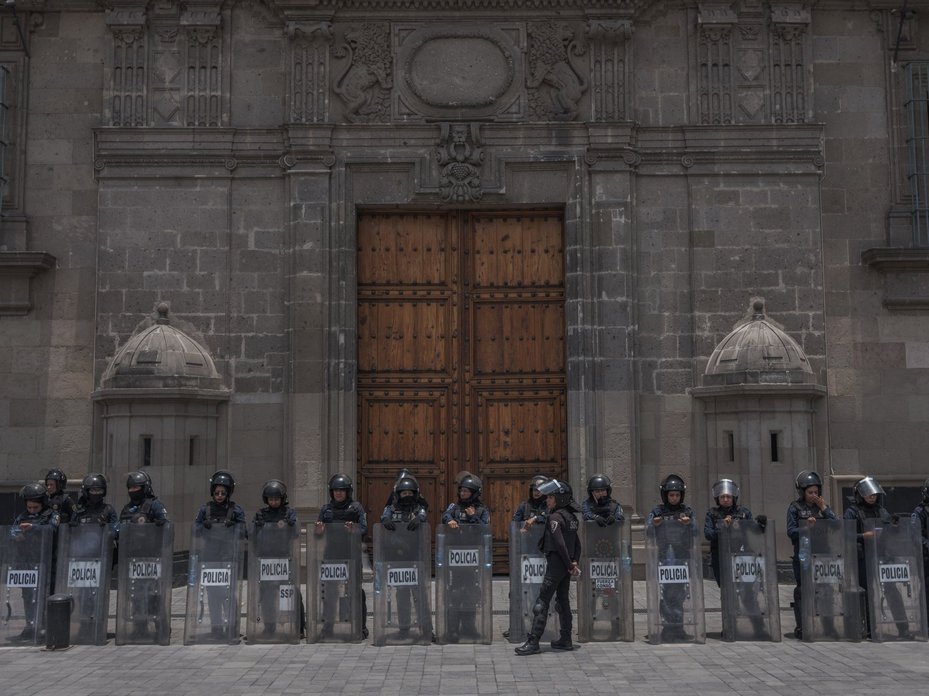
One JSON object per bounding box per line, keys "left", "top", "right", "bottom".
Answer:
{"left": 0, "top": 0, "right": 928, "bottom": 534}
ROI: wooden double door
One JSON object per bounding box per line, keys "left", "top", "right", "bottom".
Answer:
{"left": 357, "top": 211, "right": 568, "bottom": 571}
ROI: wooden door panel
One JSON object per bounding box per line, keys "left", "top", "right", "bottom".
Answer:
{"left": 470, "top": 214, "right": 564, "bottom": 288}
{"left": 358, "top": 213, "right": 453, "bottom": 287}
{"left": 358, "top": 299, "right": 453, "bottom": 375}
{"left": 473, "top": 389, "right": 565, "bottom": 466}
{"left": 472, "top": 300, "right": 565, "bottom": 375}
{"left": 359, "top": 390, "right": 449, "bottom": 465}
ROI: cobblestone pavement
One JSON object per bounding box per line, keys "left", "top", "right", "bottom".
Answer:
{"left": 2, "top": 581, "right": 928, "bottom": 696}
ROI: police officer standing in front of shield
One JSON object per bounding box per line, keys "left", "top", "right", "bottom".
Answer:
{"left": 120, "top": 470, "right": 168, "bottom": 525}
{"left": 44, "top": 468, "right": 74, "bottom": 526}
{"left": 647, "top": 474, "right": 697, "bottom": 642}
{"left": 704, "top": 479, "right": 757, "bottom": 587}
{"left": 515, "top": 479, "right": 581, "bottom": 656}
{"left": 10, "top": 483, "right": 59, "bottom": 641}
{"left": 911, "top": 477, "right": 929, "bottom": 611}
{"left": 254, "top": 479, "right": 300, "bottom": 638}
{"left": 786, "top": 470, "right": 836, "bottom": 639}
{"left": 582, "top": 474, "right": 625, "bottom": 527}
{"left": 71, "top": 474, "right": 119, "bottom": 533}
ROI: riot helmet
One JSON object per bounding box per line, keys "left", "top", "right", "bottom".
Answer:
{"left": 712, "top": 478, "right": 740, "bottom": 506}
{"left": 795, "top": 470, "right": 823, "bottom": 495}
{"left": 394, "top": 476, "right": 419, "bottom": 507}
{"left": 20, "top": 482, "right": 48, "bottom": 507}
{"left": 528, "top": 475, "right": 549, "bottom": 499}
{"left": 262, "top": 479, "right": 288, "bottom": 506}
{"left": 328, "top": 473, "right": 354, "bottom": 500}
{"left": 209, "top": 469, "right": 235, "bottom": 497}
{"left": 854, "top": 476, "right": 884, "bottom": 506}
{"left": 538, "top": 478, "right": 573, "bottom": 509}
{"left": 587, "top": 474, "right": 612, "bottom": 500}
{"left": 458, "top": 474, "right": 482, "bottom": 501}
{"left": 44, "top": 468, "right": 67, "bottom": 495}
{"left": 81, "top": 473, "right": 108, "bottom": 504}
{"left": 659, "top": 474, "right": 687, "bottom": 506}
{"left": 126, "top": 470, "right": 152, "bottom": 502}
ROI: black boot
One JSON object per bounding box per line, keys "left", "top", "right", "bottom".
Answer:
{"left": 550, "top": 633, "right": 574, "bottom": 650}
{"left": 515, "top": 635, "right": 541, "bottom": 656}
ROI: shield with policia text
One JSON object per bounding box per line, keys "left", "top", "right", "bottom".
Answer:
{"left": 0, "top": 524, "right": 53, "bottom": 645}
{"left": 799, "top": 518, "right": 861, "bottom": 642}
{"left": 247, "top": 520, "right": 301, "bottom": 644}
{"left": 56, "top": 523, "right": 115, "bottom": 645}
{"left": 372, "top": 522, "right": 432, "bottom": 646}
{"left": 507, "top": 520, "right": 559, "bottom": 642}
{"left": 435, "top": 523, "right": 492, "bottom": 644}
{"left": 183, "top": 522, "right": 245, "bottom": 645}
{"left": 719, "top": 519, "right": 780, "bottom": 641}
{"left": 116, "top": 521, "right": 174, "bottom": 645}
{"left": 645, "top": 516, "right": 705, "bottom": 644}
{"left": 306, "top": 522, "right": 364, "bottom": 642}
{"left": 577, "top": 519, "right": 634, "bottom": 642}
{"left": 864, "top": 517, "right": 928, "bottom": 642}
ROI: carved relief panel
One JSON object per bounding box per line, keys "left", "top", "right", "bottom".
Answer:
{"left": 694, "top": 1, "right": 811, "bottom": 125}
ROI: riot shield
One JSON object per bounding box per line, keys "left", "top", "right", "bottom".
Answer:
{"left": 56, "top": 523, "right": 115, "bottom": 645}
{"left": 577, "top": 520, "right": 634, "bottom": 642}
{"left": 116, "top": 522, "right": 174, "bottom": 645}
{"left": 799, "top": 518, "right": 860, "bottom": 642}
{"left": 306, "top": 522, "right": 363, "bottom": 643}
{"left": 435, "top": 524, "right": 492, "bottom": 644}
{"left": 864, "top": 517, "right": 928, "bottom": 642}
{"left": 0, "top": 524, "right": 54, "bottom": 645}
{"left": 183, "top": 523, "right": 245, "bottom": 645}
{"left": 246, "top": 521, "right": 301, "bottom": 644}
{"left": 507, "top": 521, "right": 559, "bottom": 642}
{"left": 372, "top": 523, "right": 432, "bottom": 646}
{"left": 645, "top": 518, "right": 705, "bottom": 644}
{"left": 718, "top": 519, "right": 780, "bottom": 641}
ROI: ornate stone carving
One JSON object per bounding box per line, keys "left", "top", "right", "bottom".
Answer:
{"left": 586, "top": 20, "right": 631, "bottom": 122}
{"left": 697, "top": 4, "right": 736, "bottom": 125}
{"left": 527, "top": 21, "right": 588, "bottom": 121}
{"left": 106, "top": 9, "right": 147, "bottom": 127}
{"left": 770, "top": 4, "right": 810, "bottom": 124}
{"left": 181, "top": 9, "right": 224, "bottom": 127}
{"left": 332, "top": 23, "right": 392, "bottom": 123}
{"left": 435, "top": 122, "right": 484, "bottom": 203}
{"left": 288, "top": 21, "right": 334, "bottom": 124}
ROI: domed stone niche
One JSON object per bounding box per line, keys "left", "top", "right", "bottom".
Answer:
{"left": 92, "top": 304, "right": 230, "bottom": 538}
{"left": 691, "top": 300, "right": 826, "bottom": 560}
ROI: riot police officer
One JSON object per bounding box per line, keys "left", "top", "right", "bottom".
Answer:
{"left": 844, "top": 476, "right": 911, "bottom": 639}
{"left": 581, "top": 474, "right": 625, "bottom": 527}
{"left": 512, "top": 475, "right": 550, "bottom": 531}
{"left": 786, "top": 470, "right": 836, "bottom": 639}
{"left": 253, "top": 479, "right": 301, "bottom": 638}
{"left": 315, "top": 473, "right": 368, "bottom": 638}
{"left": 71, "top": 474, "right": 119, "bottom": 533}
{"left": 380, "top": 476, "right": 428, "bottom": 639}
{"left": 442, "top": 474, "right": 490, "bottom": 527}
{"left": 911, "top": 477, "right": 929, "bottom": 610}
{"left": 647, "top": 474, "right": 697, "bottom": 642}
{"left": 515, "top": 479, "right": 581, "bottom": 656}
{"left": 704, "top": 479, "right": 759, "bottom": 586}
{"left": 120, "top": 470, "right": 168, "bottom": 525}
{"left": 10, "top": 483, "right": 58, "bottom": 641}
{"left": 44, "top": 468, "right": 74, "bottom": 524}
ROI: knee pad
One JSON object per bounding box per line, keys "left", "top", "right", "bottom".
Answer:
{"left": 532, "top": 600, "right": 547, "bottom": 618}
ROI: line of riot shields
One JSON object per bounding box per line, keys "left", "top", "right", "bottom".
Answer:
{"left": 3, "top": 516, "right": 927, "bottom": 646}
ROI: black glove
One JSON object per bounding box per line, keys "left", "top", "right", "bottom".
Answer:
{"left": 407, "top": 519, "right": 421, "bottom": 531}
{"left": 202, "top": 519, "right": 212, "bottom": 529}
{"left": 605, "top": 515, "right": 616, "bottom": 525}
{"left": 154, "top": 517, "right": 165, "bottom": 527}
{"left": 383, "top": 520, "right": 396, "bottom": 531}
{"left": 594, "top": 515, "right": 608, "bottom": 527}
{"left": 287, "top": 518, "right": 295, "bottom": 526}
{"left": 98, "top": 517, "right": 107, "bottom": 527}
{"left": 224, "top": 518, "right": 235, "bottom": 527}
{"left": 254, "top": 512, "right": 265, "bottom": 528}
{"left": 755, "top": 514, "right": 768, "bottom": 532}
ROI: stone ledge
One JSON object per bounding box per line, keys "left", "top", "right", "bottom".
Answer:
{"left": 0, "top": 251, "right": 55, "bottom": 315}
{"left": 689, "top": 383, "right": 827, "bottom": 399}
{"left": 861, "top": 248, "right": 929, "bottom": 311}
{"left": 861, "top": 247, "right": 929, "bottom": 272}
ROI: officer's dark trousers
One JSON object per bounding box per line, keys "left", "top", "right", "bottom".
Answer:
{"left": 530, "top": 555, "right": 571, "bottom": 639}
{"left": 396, "top": 587, "right": 424, "bottom": 631}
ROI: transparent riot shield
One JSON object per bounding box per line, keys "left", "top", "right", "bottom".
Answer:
{"left": 864, "top": 517, "right": 928, "bottom": 642}
{"left": 645, "top": 518, "right": 705, "bottom": 644}
{"left": 507, "top": 521, "right": 559, "bottom": 642}
{"left": 0, "top": 524, "right": 54, "bottom": 645}
{"left": 718, "top": 519, "right": 780, "bottom": 642}
{"left": 56, "top": 523, "right": 115, "bottom": 645}
{"left": 577, "top": 520, "right": 634, "bottom": 642}
{"left": 372, "top": 523, "right": 432, "bottom": 646}
{"left": 799, "top": 518, "right": 860, "bottom": 642}
{"left": 183, "top": 523, "right": 245, "bottom": 645}
{"left": 116, "top": 522, "right": 174, "bottom": 645}
{"left": 435, "top": 524, "right": 492, "bottom": 644}
{"left": 246, "top": 521, "right": 301, "bottom": 644}
{"left": 306, "top": 522, "right": 363, "bottom": 643}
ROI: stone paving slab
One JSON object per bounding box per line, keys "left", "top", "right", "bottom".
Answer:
{"left": 2, "top": 581, "right": 928, "bottom": 696}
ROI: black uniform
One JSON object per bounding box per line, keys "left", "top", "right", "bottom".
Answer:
{"left": 48, "top": 491, "right": 75, "bottom": 526}
{"left": 647, "top": 502, "right": 697, "bottom": 641}
{"left": 786, "top": 497, "right": 836, "bottom": 635}
{"left": 380, "top": 497, "right": 428, "bottom": 637}
{"left": 529, "top": 506, "right": 580, "bottom": 642}
{"left": 317, "top": 498, "right": 368, "bottom": 637}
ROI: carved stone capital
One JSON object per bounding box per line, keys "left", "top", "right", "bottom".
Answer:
{"left": 697, "top": 3, "right": 737, "bottom": 27}
{"left": 586, "top": 19, "right": 633, "bottom": 44}
{"left": 435, "top": 122, "right": 484, "bottom": 203}
{"left": 105, "top": 6, "right": 147, "bottom": 28}
{"left": 770, "top": 3, "right": 811, "bottom": 40}
{"left": 286, "top": 21, "right": 334, "bottom": 45}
